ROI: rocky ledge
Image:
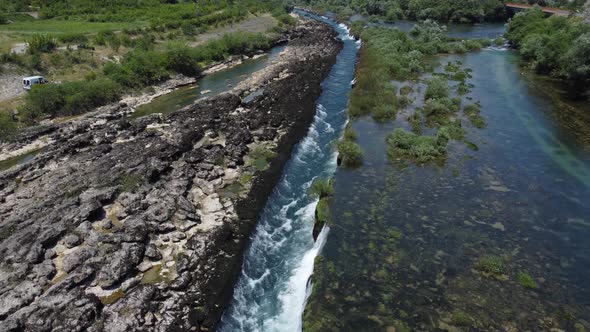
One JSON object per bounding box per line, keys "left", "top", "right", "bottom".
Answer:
{"left": 0, "top": 19, "right": 341, "bottom": 332}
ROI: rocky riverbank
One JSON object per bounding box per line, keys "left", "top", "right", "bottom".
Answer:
{"left": 0, "top": 18, "right": 341, "bottom": 332}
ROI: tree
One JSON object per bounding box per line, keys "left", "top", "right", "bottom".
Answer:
{"left": 561, "top": 33, "right": 590, "bottom": 80}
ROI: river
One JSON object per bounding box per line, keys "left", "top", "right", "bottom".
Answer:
{"left": 131, "top": 44, "right": 287, "bottom": 119}
{"left": 304, "top": 19, "right": 590, "bottom": 332}
{"left": 218, "top": 10, "right": 359, "bottom": 332}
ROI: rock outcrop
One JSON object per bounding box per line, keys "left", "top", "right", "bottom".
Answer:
{"left": 0, "top": 19, "right": 341, "bottom": 332}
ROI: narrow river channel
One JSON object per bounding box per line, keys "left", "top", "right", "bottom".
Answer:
{"left": 218, "top": 11, "right": 359, "bottom": 332}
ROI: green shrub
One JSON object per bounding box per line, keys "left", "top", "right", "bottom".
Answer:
{"left": 22, "top": 79, "right": 122, "bottom": 119}
{"left": 425, "top": 77, "right": 449, "bottom": 100}
{"left": 337, "top": 140, "right": 363, "bottom": 167}
{"left": 164, "top": 43, "right": 202, "bottom": 77}
{"left": 386, "top": 128, "right": 449, "bottom": 163}
{"left": 27, "top": 34, "right": 57, "bottom": 54}
{"left": 309, "top": 178, "right": 334, "bottom": 198}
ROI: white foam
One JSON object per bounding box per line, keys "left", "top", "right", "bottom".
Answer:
{"left": 262, "top": 202, "right": 325, "bottom": 332}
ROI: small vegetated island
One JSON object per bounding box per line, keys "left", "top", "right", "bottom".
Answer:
{"left": 300, "top": 0, "right": 590, "bottom": 331}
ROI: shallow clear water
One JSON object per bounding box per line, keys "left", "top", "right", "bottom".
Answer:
{"left": 0, "top": 149, "right": 41, "bottom": 172}
{"left": 218, "top": 11, "right": 359, "bottom": 332}
{"left": 306, "top": 33, "right": 590, "bottom": 331}
{"left": 131, "top": 45, "right": 286, "bottom": 119}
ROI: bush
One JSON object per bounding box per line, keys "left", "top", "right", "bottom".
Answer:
{"left": 309, "top": 178, "right": 334, "bottom": 198}
{"left": 337, "top": 139, "right": 363, "bottom": 167}
{"left": 21, "top": 79, "right": 122, "bottom": 119}
{"left": 27, "top": 34, "right": 57, "bottom": 54}
{"left": 164, "top": 43, "right": 202, "bottom": 77}
{"left": 425, "top": 77, "right": 449, "bottom": 100}
{"left": 386, "top": 128, "right": 449, "bottom": 163}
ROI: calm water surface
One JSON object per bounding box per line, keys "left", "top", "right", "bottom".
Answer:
{"left": 305, "top": 28, "right": 590, "bottom": 331}
{"left": 132, "top": 45, "right": 287, "bottom": 118}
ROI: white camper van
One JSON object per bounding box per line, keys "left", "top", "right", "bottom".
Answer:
{"left": 22, "top": 76, "right": 48, "bottom": 90}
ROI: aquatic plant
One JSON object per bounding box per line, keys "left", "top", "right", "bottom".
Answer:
{"left": 474, "top": 255, "right": 508, "bottom": 276}
{"left": 451, "top": 311, "right": 473, "bottom": 326}
{"left": 421, "top": 97, "right": 461, "bottom": 118}
{"left": 343, "top": 123, "right": 357, "bottom": 141}
{"left": 425, "top": 77, "right": 450, "bottom": 100}
{"left": 517, "top": 271, "right": 539, "bottom": 289}
{"left": 386, "top": 128, "right": 449, "bottom": 163}
{"left": 337, "top": 140, "right": 363, "bottom": 167}
{"left": 464, "top": 103, "right": 486, "bottom": 128}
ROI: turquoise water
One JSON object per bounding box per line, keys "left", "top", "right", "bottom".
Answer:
{"left": 131, "top": 45, "right": 286, "bottom": 119}
{"left": 306, "top": 38, "right": 590, "bottom": 331}
{"left": 218, "top": 11, "right": 359, "bottom": 332}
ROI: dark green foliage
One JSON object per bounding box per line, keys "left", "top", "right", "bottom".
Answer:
{"left": 386, "top": 128, "right": 449, "bottom": 163}
{"left": 27, "top": 34, "right": 57, "bottom": 54}
{"left": 164, "top": 43, "right": 202, "bottom": 77}
{"left": 22, "top": 79, "right": 122, "bottom": 119}
{"left": 506, "top": 8, "right": 590, "bottom": 80}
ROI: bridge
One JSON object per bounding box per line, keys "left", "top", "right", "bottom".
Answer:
{"left": 506, "top": 2, "right": 571, "bottom": 16}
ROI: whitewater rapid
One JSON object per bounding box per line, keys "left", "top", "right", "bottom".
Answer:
{"left": 218, "top": 11, "right": 360, "bottom": 332}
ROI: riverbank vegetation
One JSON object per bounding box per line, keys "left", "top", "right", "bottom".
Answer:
{"left": 295, "top": 0, "right": 510, "bottom": 23}
{"left": 345, "top": 20, "right": 489, "bottom": 165}
{"left": 506, "top": 8, "right": 590, "bottom": 81}
{"left": 0, "top": 0, "right": 294, "bottom": 138}
{"left": 337, "top": 124, "right": 363, "bottom": 167}
{"left": 309, "top": 178, "right": 334, "bottom": 238}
